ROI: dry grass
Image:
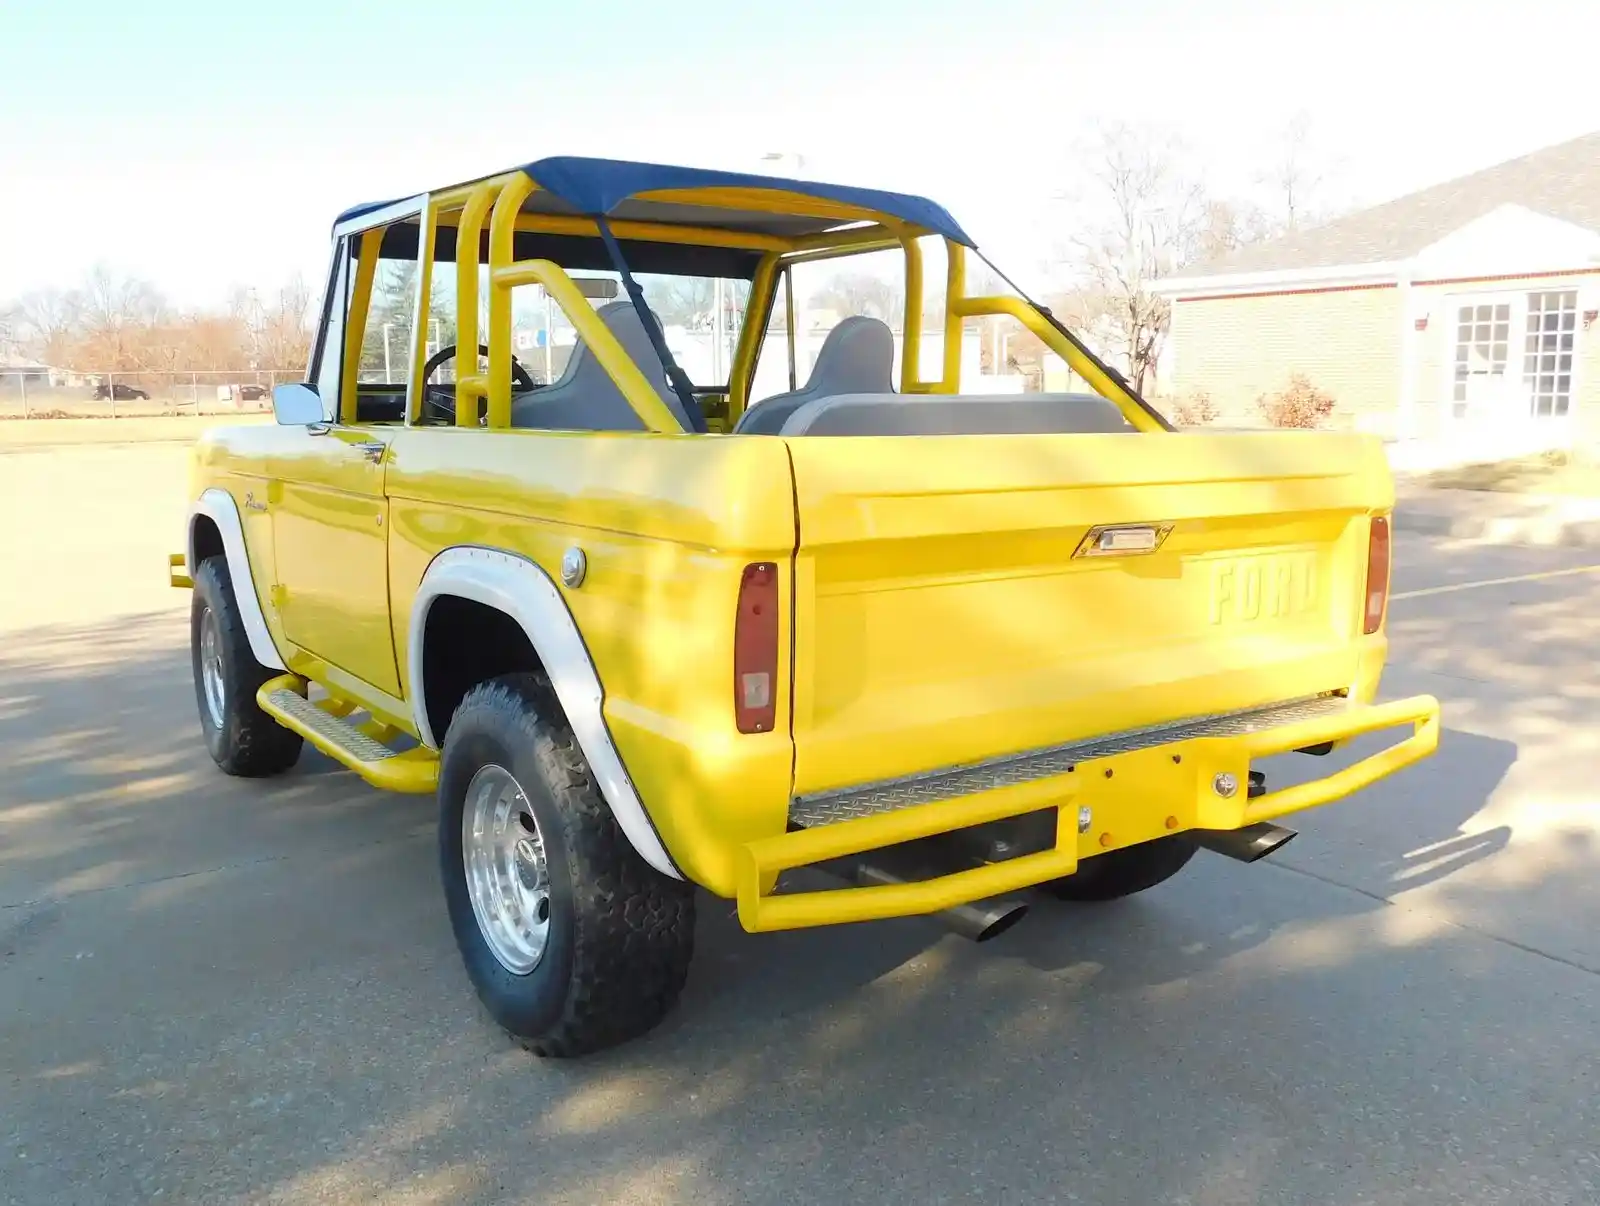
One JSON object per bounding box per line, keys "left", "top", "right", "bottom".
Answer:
{"left": 1416, "top": 450, "right": 1600, "bottom": 496}
{"left": 0, "top": 414, "right": 273, "bottom": 449}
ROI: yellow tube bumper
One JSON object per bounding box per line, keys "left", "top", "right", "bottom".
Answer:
{"left": 735, "top": 693, "right": 1440, "bottom": 934}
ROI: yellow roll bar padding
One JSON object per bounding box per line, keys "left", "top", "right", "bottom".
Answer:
{"left": 491, "top": 261, "right": 688, "bottom": 433}
{"left": 486, "top": 174, "right": 538, "bottom": 430}
{"left": 504, "top": 211, "right": 788, "bottom": 252}
{"left": 454, "top": 179, "right": 500, "bottom": 427}
{"left": 339, "top": 227, "right": 383, "bottom": 425}
{"left": 405, "top": 197, "right": 439, "bottom": 425}
{"left": 900, "top": 234, "right": 923, "bottom": 390}
{"left": 941, "top": 241, "right": 966, "bottom": 393}
{"left": 728, "top": 252, "right": 781, "bottom": 417}
{"left": 950, "top": 289, "right": 1168, "bottom": 433}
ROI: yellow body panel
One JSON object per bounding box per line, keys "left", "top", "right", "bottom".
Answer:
{"left": 171, "top": 172, "right": 1438, "bottom": 932}
{"left": 382, "top": 427, "right": 798, "bottom": 891}
{"left": 785, "top": 429, "right": 1395, "bottom": 798}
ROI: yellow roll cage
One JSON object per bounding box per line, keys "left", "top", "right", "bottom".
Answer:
{"left": 331, "top": 170, "right": 1166, "bottom": 435}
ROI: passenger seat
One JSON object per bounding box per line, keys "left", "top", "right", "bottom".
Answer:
{"left": 733, "top": 315, "right": 894, "bottom": 434}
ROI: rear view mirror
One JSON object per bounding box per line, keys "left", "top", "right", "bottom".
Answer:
{"left": 571, "top": 277, "right": 621, "bottom": 300}
{"left": 273, "top": 383, "right": 324, "bottom": 426}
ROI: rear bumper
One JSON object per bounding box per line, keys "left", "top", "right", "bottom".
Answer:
{"left": 734, "top": 693, "right": 1440, "bottom": 933}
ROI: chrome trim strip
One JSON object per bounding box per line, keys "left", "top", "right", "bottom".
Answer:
{"left": 788, "top": 695, "right": 1351, "bottom": 828}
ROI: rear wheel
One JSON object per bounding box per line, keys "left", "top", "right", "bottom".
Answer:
{"left": 438, "top": 673, "right": 695, "bottom": 1058}
{"left": 190, "top": 555, "right": 303, "bottom": 777}
{"left": 1040, "top": 835, "right": 1198, "bottom": 902}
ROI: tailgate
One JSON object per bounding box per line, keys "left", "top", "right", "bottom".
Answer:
{"left": 784, "top": 429, "right": 1394, "bottom": 798}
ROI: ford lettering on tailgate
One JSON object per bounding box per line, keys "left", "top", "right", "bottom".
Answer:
{"left": 1209, "top": 551, "right": 1320, "bottom": 626}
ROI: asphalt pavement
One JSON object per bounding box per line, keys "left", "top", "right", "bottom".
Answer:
{"left": 3, "top": 444, "right": 1599, "bottom": 1205}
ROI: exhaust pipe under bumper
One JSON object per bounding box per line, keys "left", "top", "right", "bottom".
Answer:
{"left": 1187, "top": 822, "right": 1297, "bottom": 864}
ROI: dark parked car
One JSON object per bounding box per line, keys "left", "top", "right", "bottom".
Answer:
{"left": 92, "top": 382, "right": 150, "bottom": 401}
{"left": 237, "top": 383, "right": 270, "bottom": 401}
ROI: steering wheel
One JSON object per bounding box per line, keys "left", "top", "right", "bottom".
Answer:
{"left": 420, "top": 343, "right": 537, "bottom": 424}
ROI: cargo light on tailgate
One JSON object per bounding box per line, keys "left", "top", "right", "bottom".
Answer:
{"left": 734, "top": 562, "right": 779, "bottom": 733}
{"left": 1364, "top": 515, "right": 1392, "bottom": 634}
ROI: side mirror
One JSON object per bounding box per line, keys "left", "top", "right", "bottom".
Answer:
{"left": 272, "top": 383, "right": 324, "bottom": 426}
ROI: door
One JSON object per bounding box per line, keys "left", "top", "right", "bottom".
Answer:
{"left": 269, "top": 422, "right": 400, "bottom": 696}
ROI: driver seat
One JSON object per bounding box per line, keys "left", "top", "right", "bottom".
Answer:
{"left": 509, "top": 300, "right": 695, "bottom": 432}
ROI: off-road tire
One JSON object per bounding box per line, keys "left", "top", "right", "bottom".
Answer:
{"left": 438, "top": 673, "right": 695, "bottom": 1058}
{"left": 1040, "top": 835, "right": 1198, "bottom": 902}
{"left": 190, "top": 555, "right": 303, "bottom": 777}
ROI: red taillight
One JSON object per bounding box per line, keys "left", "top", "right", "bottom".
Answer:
{"left": 1363, "top": 515, "right": 1391, "bottom": 634}
{"left": 733, "top": 562, "right": 779, "bottom": 734}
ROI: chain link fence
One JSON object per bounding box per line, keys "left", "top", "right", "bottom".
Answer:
{"left": 0, "top": 369, "right": 302, "bottom": 419}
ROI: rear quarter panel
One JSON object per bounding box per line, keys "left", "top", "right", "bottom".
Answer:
{"left": 383, "top": 428, "right": 798, "bottom": 894}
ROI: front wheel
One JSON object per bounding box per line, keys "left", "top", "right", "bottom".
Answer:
{"left": 190, "top": 555, "right": 303, "bottom": 777}
{"left": 438, "top": 673, "right": 695, "bottom": 1058}
{"left": 1039, "top": 835, "right": 1198, "bottom": 902}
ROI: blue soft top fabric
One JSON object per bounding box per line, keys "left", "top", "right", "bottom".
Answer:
{"left": 335, "top": 155, "right": 973, "bottom": 246}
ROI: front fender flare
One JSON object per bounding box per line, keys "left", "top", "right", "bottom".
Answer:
{"left": 408, "top": 545, "right": 683, "bottom": 881}
{"left": 187, "top": 487, "right": 286, "bottom": 671}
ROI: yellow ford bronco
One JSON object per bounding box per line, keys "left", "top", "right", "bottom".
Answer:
{"left": 170, "top": 155, "right": 1439, "bottom": 1057}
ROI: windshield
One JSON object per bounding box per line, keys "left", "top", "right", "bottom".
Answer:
{"left": 359, "top": 252, "right": 753, "bottom": 391}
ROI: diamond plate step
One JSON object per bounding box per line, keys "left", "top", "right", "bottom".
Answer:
{"left": 255, "top": 677, "right": 438, "bottom": 794}
{"left": 789, "top": 695, "right": 1352, "bottom": 829}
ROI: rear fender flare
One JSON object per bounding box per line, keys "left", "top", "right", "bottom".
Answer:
{"left": 408, "top": 545, "right": 682, "bottom": 880}
{"left": 187, "top": 487, "right": 286, "bottom": 671}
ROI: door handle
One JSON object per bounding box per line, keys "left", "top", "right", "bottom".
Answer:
{"left": 352, "top": 440, "right": 386, "bottom": 464}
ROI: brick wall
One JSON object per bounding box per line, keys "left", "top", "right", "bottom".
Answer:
{"left": 1167, "top": 286, "right": 1401, "bottom": 432}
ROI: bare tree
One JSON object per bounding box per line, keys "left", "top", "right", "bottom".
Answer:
{"left": 1259, "top": 111, "right": 1326, "bottom": 234}
{"left": 1063, "top": 121, "right": 1209, "bottom": 394}
{"left": 808, "top": 272, "right": 903, "bottom": 327}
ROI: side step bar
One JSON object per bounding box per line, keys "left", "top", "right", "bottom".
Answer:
{"left": 255, "top": 675, "right": 438, "bottom": 793}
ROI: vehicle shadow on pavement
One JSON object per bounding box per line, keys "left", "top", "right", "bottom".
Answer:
{"left": 8, "top": 609, "right": 1600, "bottom": 1206}
{"left": 0, "top": 609, "right": 430, "bottom": 913}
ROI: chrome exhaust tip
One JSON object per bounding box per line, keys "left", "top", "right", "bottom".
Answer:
{"left": 1186, "top": 822, "right": 1297, "bottom": 864}
{"left": 845, "top": 856, "right": 1031, "bottom": 943}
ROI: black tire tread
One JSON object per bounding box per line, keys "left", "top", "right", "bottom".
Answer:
{"left": 447, "top": 675, "right": 695, "bottom": 1058}
{"left": 192, "top": 555, "right": 303, "bottom": 777}
{"left": 1041, "top": 834, "right": 1198, "bottom": 902}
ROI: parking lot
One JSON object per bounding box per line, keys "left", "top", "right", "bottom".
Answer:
{"left": 3, "top": 441, "right": 1598, "bottom": 1206}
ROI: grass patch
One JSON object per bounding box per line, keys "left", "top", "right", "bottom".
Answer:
{"left": 1417, "top": 450, "right": 1600, "bottom": 496}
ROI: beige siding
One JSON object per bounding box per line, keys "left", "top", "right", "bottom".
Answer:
{"left": 1168, "top": 287, "right": 1401, "bottom": 432}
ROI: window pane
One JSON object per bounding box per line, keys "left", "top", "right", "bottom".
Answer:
{"left": 1493, "top": 341, "right": 1507, "bottom": 364}
{"left": 358, "top": 251, "right": 421, "bottom": 385}
{"left": 1494, "top": 304, "right": 1510, "bottom": 322}
{"left": 1476, "top": 305, "right": 1492, "bottom": 322}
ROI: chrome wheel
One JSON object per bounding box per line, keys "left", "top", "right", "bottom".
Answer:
{"left": 199, "top": 607, "right": 226, "bottom": 729}
{"left": 462, "top": 764, "right": 551, "bottom": 975}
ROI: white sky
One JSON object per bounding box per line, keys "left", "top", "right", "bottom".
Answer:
{"left": 3, "top": 0, "right": 1597, "bottom": 307}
